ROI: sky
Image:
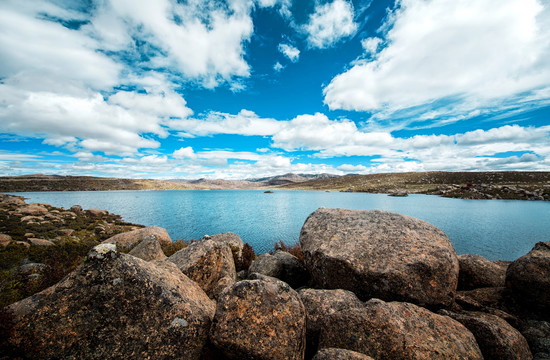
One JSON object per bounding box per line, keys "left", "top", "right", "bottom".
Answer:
{"left": 1, "top": 0, "right": 549, "bottom": 180}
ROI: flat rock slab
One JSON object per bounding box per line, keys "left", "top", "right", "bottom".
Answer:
{"left": 300, "top": 208, "right": 459, "bottom": 306}
{"left": 210, "top": 278, "right": 306, "bottom": 360}
{"left": 9, "top": 244, "right": 215, "bottom": 360}
{"left": 319, "top": 298, "right": 483, "bottom": 360}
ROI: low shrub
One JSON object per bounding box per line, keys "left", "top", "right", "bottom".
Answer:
{"left": 271, "top": 240, "right": 304, "bottom": 263}
{"left": 0, "top": 239, "right": 99, "bottom": 308}
{"left": 239, "top": 243, "right": 256, "bottom": 271}
{"left": 161, "top": 239, "right": 194, "bottom": 257}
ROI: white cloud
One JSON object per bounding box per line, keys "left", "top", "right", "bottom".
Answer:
{"left": 255, "top": 0, "right": 292, "bottom": 18}
{"left": 0, "top": 78, "right": 194, "bottom": 155}
{"left": 0, "top": 0, "right": 258, "bottom": 158}
{"left": 84, "top": 0, "right": 256, "bottom": 87}
{"left": 278, "top": 43, "right": 300, "bottom": 62}
{"left": 273, "top": 62, "right": 285, "bottom": 72}
{"left": 337, "top": 164, "right": 369, "bottom": 172}
{"left": 0, "top": 151, "right": 40, "bottom": 161}
{"left": 324, "top": 0, "right": 550, "bottom": 129}
{"left": 109, "top": 90, "right": 193, "bottom": 119}
{"left": 361, "top": 37, "right": 382, "bottom": 55}
{"left": 173, "top": 147, "right": 197, "bottom": 159}
{"left": 272, "top": 113, "right": 393, "bottom": 151}
{"left": 304, "top": 0, "right": 357, "bottom": 49}
{"left": 0, "top": 1, "right": 122, "bottom": 90}
{"left": 168, "top": 109, "right": 282, "bottom": 137}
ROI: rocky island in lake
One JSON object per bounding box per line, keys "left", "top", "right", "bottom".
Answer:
{"left": 1, "top": 193, "right": 549, "bottom": 359}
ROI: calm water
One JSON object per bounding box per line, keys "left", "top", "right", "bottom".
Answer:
{"left": 11, "top": 190, "right": 550, "bottom": 261}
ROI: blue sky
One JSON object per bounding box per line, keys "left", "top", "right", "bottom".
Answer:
{"left": 1, "top": 0, "right": 549, "bottom": 179}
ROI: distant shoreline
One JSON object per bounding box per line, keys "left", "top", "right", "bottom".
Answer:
{"left": 1, "top": 171, "right": 549, "bottom": 201}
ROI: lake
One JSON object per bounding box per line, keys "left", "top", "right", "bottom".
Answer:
{"left": 11, "top": 190, "right": 550, "bottom": 261}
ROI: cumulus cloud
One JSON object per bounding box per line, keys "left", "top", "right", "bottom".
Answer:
{"left": 272, "top": 113, "right": 393, "bottom": 151}
{"left": 0, "top": 76, "right": 194, "bottom": 155}
{"left": 361, "top": 37, "right": 382, "bottom": 55}
{"left": 0, "top": 2, "right": 121, "bottom": 90}
{"left": 168, "top": 109, "right": 282, "bottom": 137}
{"left": 173, "top": 147, "right": 197, "bottom": 159}
{"left": 304, "top": 0, "right": 357, "bottom": 49}
{"left": 90, "top": 0, "right": 254, "bottom": 88}
{"left": 324, "top": 0, "right": 550, "bottom": 129}
{"left": 0, "top": 0, "right": 273, "bottom": 157}
{"left": 273, "top": 62, "right": 285, "bottom": 72}
{"left": 278, "top": 43, "right": 300, "bottom": 62}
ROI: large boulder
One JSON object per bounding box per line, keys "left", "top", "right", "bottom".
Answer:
{"left": 168, "top": 239, "right": 236, "bottom": 299}
{"left": 128, "top": 235, "right": 166, "bottom": 261}
{"left": 249, "top": 250, "right": 310, "bottom": 288}
{"left": 506, "top": 241, "right": 550, "bottom": 309}
{"left": 8, "top": 243, "right": 215, "bottom": 359}
{"left": 205, "top": 232, "right": 244, "bottom": 266}
{"left": 300, "top": 208, "right": 459, "bottom": 306}
{"left": 313, "top": 348, "right": 374, "bottom": 360}
{"left": 102, "top": 226, "right": 172, "bottom": 250}
{"left": 441, "top": 310, "right": 532, "bottom": 360}
{"left": 210, "top": 277, "right": 306, "bottom": 360}
{"left": 458, "top": 254, "right": 507, "bottom": 290}
{"left": 299, "top": 288, "right": 364, "bottom": 358}
{"left": 319, "top": 298, "right": 483, "bottom": 360}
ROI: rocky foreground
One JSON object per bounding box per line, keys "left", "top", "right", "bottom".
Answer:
{"left": 1, "top": 198, "right": 550, "bottom": 359}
